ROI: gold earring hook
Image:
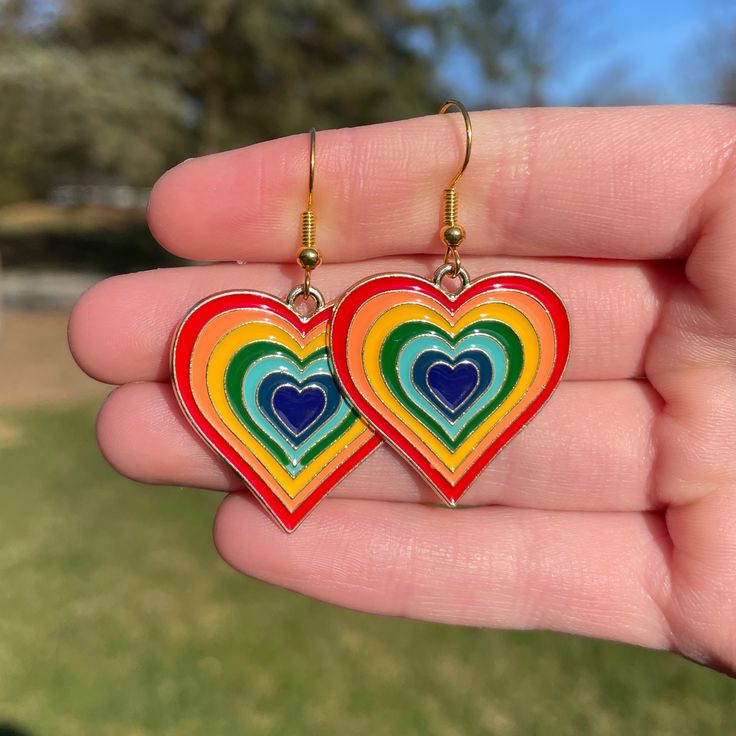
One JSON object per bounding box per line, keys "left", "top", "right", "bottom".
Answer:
{"left": 437, "top": 100, "right": 471, "bottom": 280}
{"left": 297, "top": 128, "right": 322, "bottom": 302}
{"left": 307, "top": 127, "right": 315, "bottom": 210}
{"left": 439, "top": 99, "right": 473, "bottom": 189}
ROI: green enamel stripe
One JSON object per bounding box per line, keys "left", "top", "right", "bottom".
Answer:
{"left": 397, "top": 332, "right": 507, "bottom": 438}
{"left": 379, "top": 321, "right": 524, "bottom": 451}
{"left": 226, "top": 343, "right": 358, "bottom": 472}
{"left": 225, "top": 343, "right": 315, "bottom": 467}
{"left": 224, "top": 342, "right": 359, "bottom": 474}
{"left": 242, "top": 354, "right": 354, "bottom": 467}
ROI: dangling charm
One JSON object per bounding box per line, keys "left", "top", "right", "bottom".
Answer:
{"left": 329, "top": 102, "right": 570, "bottom": 505}
{"left": 171, "top": 130, "right": 380, "bottom": 531}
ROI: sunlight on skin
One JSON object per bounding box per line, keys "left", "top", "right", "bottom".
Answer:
{"left": 69, "top": 106, "right": 736, "bottom": 672}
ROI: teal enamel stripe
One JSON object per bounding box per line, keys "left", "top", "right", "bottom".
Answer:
{"left": 380, "top": 321, "right": 524, "bottom": 451}
{"left": 239, "top": 354, "right": 354, "bottom": 477}
{"left": 396, "top": 333, "right": 508, "bottom": 439}
{"left": 224, "top": 342, "right": 359, "bottom": 480}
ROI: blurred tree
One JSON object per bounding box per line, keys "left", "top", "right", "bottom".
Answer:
{"left": 576, "top": 62, "right": 655, "bottom": 107}
{"left": 0, "top": 42, "right": 187, "bottom": 197}
{"left": 460, "top": 0, "right": 607, "bottom": 107}
{"left": 0, "top": 2, "right": 417, "bottom": 202}
{"left": 0, "top": 0, "right": 531, "bottom": 204}
{"left": 0, "top": 0, "right": 187, "bottom": 201}
{"left": 702, "top": 18, "right": 736, "bottom": 103}
{"left": 50, "top": 0, "right": 444, "bottom": 153}
{"left": 0, "top": 0, "right": 530, "bottom": 272}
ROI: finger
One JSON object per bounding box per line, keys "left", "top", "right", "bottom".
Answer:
{"left": 213, "top": 494, "right": 672, "bottom": 651}
{"left": 683, "top": 163, "right": 736, "bottom": 331}
{"left": 69, "top": 257, "right": 677, "bottom": 385}
{"left": 665, "top": 488, "right": 736, "bottom": 672}
{"left": 645, "top": 170, "right": 736, "bottom": 511}
{"left": 148, "top": 106, "right": 736, "bottom": 262}
{"left": 96, "top": 379, "right": 660, "bottom": 512}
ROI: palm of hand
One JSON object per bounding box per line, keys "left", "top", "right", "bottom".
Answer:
{"left": 69, "top": 107, "right": 736, "bottom": 672}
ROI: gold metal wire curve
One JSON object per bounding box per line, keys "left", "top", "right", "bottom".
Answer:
{"left": 444, "top": 244, "right": 461, "bottom": 275}
{"left": 307, "top": 127, "right": 316, "bottom": 210}
{"left": 438, "top": 100, "right": 472, "bottom": 189}
{"left": 294, "top": 127, "right": 320, "bottom": 303}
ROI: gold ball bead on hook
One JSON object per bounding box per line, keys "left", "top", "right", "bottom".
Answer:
{"left": 297, "top": 247, "right": 322, "bottom": 270}
{"left": 440, "top": 225, "right": 465, "bottom": 247}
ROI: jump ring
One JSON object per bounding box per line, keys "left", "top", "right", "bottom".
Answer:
{"left": 432, "top": 263, "right": 470, "bottom": 291}
{"left": 286, "top": 284, "right": 325, "bottom": 313}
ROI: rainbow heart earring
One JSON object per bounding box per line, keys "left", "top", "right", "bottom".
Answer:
{"left": 330, "top": 101, "right": 570, "bottom": 505}
{"left": 171, "top": 129, "right": 380, "bottom": 532}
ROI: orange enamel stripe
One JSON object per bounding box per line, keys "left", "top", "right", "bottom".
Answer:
{"left": 345, "top": 289, "right": 556, "bottom": 484}
{"left": 190, "top": 310, "right": 320, "bottom": 509}
{"left": 376, "top": 291, "right": 555, "bottom": 480}
{"left": 188, "top": 308, "right": 372, "bottom": 511}
{"left": 206, "top": 323, "right": 361, "bottom": 495}
{"left": 190, "top": 310, "right": 321, "bottom": 479}
{"left": 454, "top": 296, "right": 556, "bottom": 476}
{"left": 190, "top": 308, "right": 321, "bottom": 403}
{"left": 363, "top": 302, "right": 540, "bottom": 467}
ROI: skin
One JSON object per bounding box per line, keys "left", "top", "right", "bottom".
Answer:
{"left": 68, "top": 106, "right": 736, "bottom": 673}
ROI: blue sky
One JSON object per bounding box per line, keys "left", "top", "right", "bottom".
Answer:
{"left": 433, "top": 0, "right": 736, "bottom": 105}
{"left": 548, "top": 0, "right": 733, "bottom": 103}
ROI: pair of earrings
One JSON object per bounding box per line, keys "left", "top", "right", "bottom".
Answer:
{"left": 171, "top": 101, "right": 570, "bottom": 532}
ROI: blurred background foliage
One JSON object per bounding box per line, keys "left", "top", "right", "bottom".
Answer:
{"left": 2, "top": 0, "right": 732, "bottom": 273}
{"left": 2, "top": 2, "right": 736, "bottom": 734}
{"left": 0, "top": 0, "right": 520, "bottom": 270}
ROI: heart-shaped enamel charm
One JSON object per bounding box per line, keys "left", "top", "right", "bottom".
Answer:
{"left": 329, "top": 272, "right": 570, "bottom": 505}
{"left": 171, "top": 291, "right": 380, "bottom": 531}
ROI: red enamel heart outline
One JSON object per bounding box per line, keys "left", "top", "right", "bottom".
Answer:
{"left": 329, "top": 273, "right": 570, "bottom": 505}
{"left": 171, "top": 291, "right": 381, "bottom": 532}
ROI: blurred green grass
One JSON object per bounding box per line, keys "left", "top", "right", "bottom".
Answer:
{"left": 0, "top": 403, "right": 733, "bottom": 736}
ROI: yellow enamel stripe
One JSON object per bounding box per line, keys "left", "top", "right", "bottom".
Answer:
{"left": 187, "top": 310, "right": 318, "bottom": 509}
{"left": 361, "top": 302, "right": 540, "bottom": 471}
{"left": 204, "top": 323, "right": 321, "bottom": 495}
{"left": 362, "top": 302, "right": 539, "bottom": 470}
{"left": 185, "top": 309, "right": 373, "bottom": 512}
{"left": 205, "top": 322, "right": 365, "bottom": 497}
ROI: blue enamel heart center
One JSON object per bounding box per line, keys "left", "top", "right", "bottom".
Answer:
{"left": 411, "top": 349, "right": 493, "bottom": 421}
{"left": 257, "top": 372, "right": 340, "bottom": 447}
{"left": 272, "top": 384, "right": 327, "bottom": 437}
{"left": 426, "top": 361, "right": 480, "bottom": 412}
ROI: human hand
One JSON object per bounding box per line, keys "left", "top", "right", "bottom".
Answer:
{"left": 69, "top": 106, "right": 736, "bottom": 672}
